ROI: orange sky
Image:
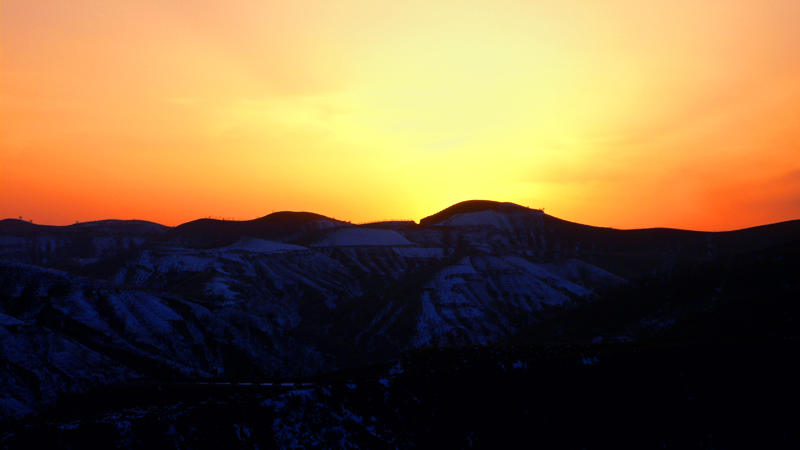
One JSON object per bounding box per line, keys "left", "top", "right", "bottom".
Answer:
{"left": 2, "top": 0, "right": 799, "bottom": 230}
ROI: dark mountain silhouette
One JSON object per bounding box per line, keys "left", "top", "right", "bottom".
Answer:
{"left": 1, "top": 199, "right": 799, "bottom": 441}
{"left": 536, "top": 214, "right": 800, "bottom": 280}
{"left": 0, "top": 219, "right": 169, "bottom": 270}
{"left": 0, "top": 219, "right": 46, "bottom": 235}
{"left": 415, "top": 199, "right": 800, "bottom": 280}
{"left": 0, "top": 219, "right": 168, "bottom": 237}
{"left": 168, "top": 211, "right": 351, "bottom": 248}
{"left": 419, "top": 199, "right": 509, "bottom": 226}
{"left": 3, "top": 203, "right": 800, "bottom": 281}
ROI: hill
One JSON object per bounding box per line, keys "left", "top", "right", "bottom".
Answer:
{"left": 0, "top": 199, "right": 798, "bottom": 434}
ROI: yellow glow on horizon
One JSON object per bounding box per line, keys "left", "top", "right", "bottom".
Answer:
{"left": 2, "top": 1, "right": 800, "bottom": 230}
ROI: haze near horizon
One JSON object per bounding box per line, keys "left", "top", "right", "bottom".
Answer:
{"left": 2, "top": 1, "right": 799, "bottom": 230}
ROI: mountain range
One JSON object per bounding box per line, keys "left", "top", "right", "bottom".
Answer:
{"left": 1, "top": 200, "right": 798, "bottom": 447}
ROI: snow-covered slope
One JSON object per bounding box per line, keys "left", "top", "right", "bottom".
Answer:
{"left": 0, "top": 202, "right": 645, "bottom": 420}
{"left": 0, "top": 313, "right": 137, "bottom": 420}
{"left": 220, "top": 237, "right": 308, "bottom": 254}
{"left": 310, "top": 228, "right": 413, "bottom": 247}
{"left": 0, "top": 261, "right": 331, "bottom": 419}
{"left": 431, "top": 207, "right": 544, "bottom": 229}
{"left": 2, "top": 200, "right": 800, "bottom": 425}
{"left": 332, "top": 254, "right": 607, "bottom": 353}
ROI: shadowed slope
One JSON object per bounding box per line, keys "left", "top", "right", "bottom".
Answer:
{"left": 537, "top": 214, "right": 800, "bottom": 280}
{"left": 0, "top": 219, "right": 169, "bottom": 237}
{"left": 169, "top": 211, "right": 351, "bottom": 248}
{"left": 419, "top": 200, "right": 508, "bottom": 226}
{"left": 416, "top": 201, "right": 800, "bottom": 279}
{"left": 0, "top": 219, "right": 170, "bottom": 269}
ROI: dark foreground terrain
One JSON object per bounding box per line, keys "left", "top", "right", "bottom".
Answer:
{"left": 2, "top": 335, "right": 797, "bottom": 449}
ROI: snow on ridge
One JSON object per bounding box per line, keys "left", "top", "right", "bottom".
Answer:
{"left": 0, "top": 312, "right": 24, "bottom": 327}
{"left": 219, "top": 238, "right": 307, "bottom": 254}
{"left": 310, "top": 228, "right": 414, "bottom": 247}
{"left": 133, "top": 239, "right": 307, "bottom": 276}
{"left": 70, "top": 219, "right": 168, "bottom": 233}
{"left": 540, "top": 258, "right": 628, "bottom": 288}
{"left": 206, "top": 276, "right": 239, "bottom": 300}
{"left": 502, "top": 256, "right": 594, "bottom": 298}
{"left": 432, "top": 208, "right": 544, "bottom": 228}
{"left": 148, "top": 252, "right": 214, "bottom": 273}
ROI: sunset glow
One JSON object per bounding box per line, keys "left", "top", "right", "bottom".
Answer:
{"left": 3, "top": 1, "right": 799, "bottom": 230}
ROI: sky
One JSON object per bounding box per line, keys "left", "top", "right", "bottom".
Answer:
{"left": 2, "top": 0, "right": 799, "bottom": 230}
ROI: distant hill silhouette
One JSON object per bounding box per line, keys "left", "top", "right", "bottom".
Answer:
{"left": 3, "top": 202, "right": 800, "bottom": 279}
{"left": 419, "top": 200, "right": 509, "bottom": 226}
{"left": 0, "top": 219, "right": 168, "bottom": 237}
{"left": 537, "top": 214, "right": 800, "bottom": 280}
{"left": 170, "top": 211, "right": 350, "bottom": 248}
{"left": 0, "top": 219, "right": 47, "bottom": 236}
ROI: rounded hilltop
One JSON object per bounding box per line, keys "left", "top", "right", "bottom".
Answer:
{"left": 419, "top": 200, "right": 534, "bottom": 226}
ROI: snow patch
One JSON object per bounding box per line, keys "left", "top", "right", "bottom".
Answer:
{"left": 205, "top": 277, "right": 238, "bottom": 300}
{"left": 433, "top": 208, "right": 544, "bottom": 229}
{"left": 311, "top": 228, "right": 413, "bottom": 247}
{"left": 219, "top": 238, "right": 307, "bottom": 254}
{"left": 0, "top": 313, "right": 23, "bottom": 327}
